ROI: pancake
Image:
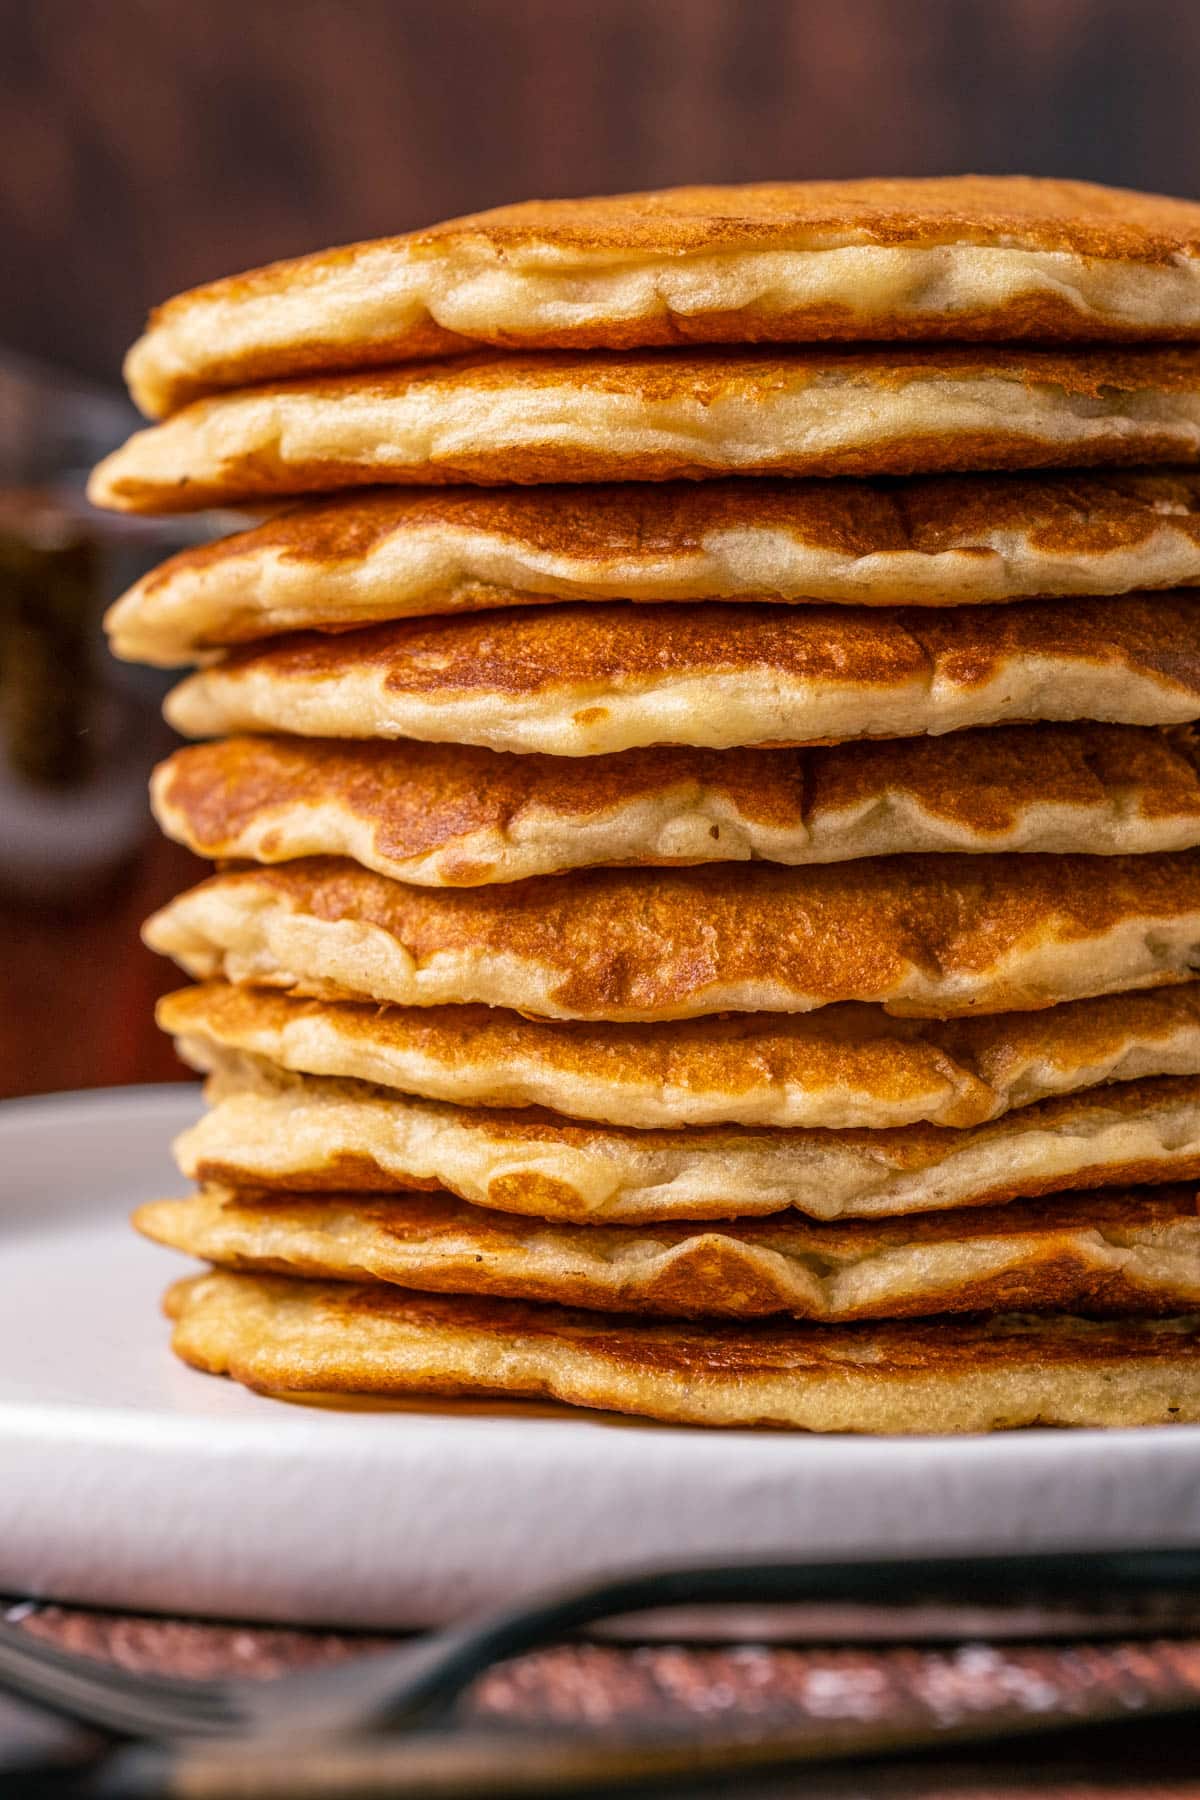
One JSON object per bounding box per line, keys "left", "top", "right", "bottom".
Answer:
{"left": 88, "top": 347, "right": 1200, "bottom": 513}
{"left": 159, "top": 980, "right": 1200, "bottom": 1133}
{"left": 174, "top": 1063, "right": 1200, "bottom": 1223}
{"left": 125, "top": 179, "right": 1200, "bottom": 416}
{"left": 142, "top": 854, "right": 1200, "bottom": 1022}
{"left": 164, "top": 1271, "right": 1200, "bottom": 1431}
{"left": 162, "top": 596, "right": 1200, "bottom": 757}
{"left": 151, "top": 727, "right": 1200, "bottom": 885}
{"left": 136, "top": 1185, "right": 1200, "bottom": 1322}
{"left": 105, "top": 472, "right": 1200, "bottom": 667}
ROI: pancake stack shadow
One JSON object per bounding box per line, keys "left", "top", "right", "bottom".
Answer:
{"left": 90, "top": 176, "right": 1200, "bottom": 1432}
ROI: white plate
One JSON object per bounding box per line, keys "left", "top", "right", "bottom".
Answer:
{"left": 4, "top": 1084, "right": 1200, "bottom": 1630}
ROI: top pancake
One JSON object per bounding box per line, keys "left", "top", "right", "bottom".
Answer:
{"left": 88, "top": 346, "right": 1200, "bottom": 512}
{"left": 124, "top": 178, "right": 1200, "bottom": 417}
{"left": 105, "top": 471, "right": 1200, "bottom": 667}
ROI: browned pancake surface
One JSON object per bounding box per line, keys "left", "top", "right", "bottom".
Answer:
{"left": 171, "top": 179, "right": 1200, "bottom": 287}
{"left": 93, "top": 347, "right": 1200, "bottom": 511}
{"left": 162, "top": 595, "right": 1200, "bottom": 758}
{"left": 176, "top": 1063, "right": 1200, "bottom": 1222}
{"left": 195, "top": 593, "right": 1200, "bottom": 704}
{"left": 136, "top": 471, "right": 1200, "bottom": 595}
{"left": 152, "top": 726, "right": 1200, "bottom": 884}
{"left": 127, "top": 180, "right": 1200, "bottom": 415}
{"left": 164, "top": 1270, "right": 1200, "bottom": 1430}
{"left": 145, "top": 852, "right": 1200, "bottom": 1020}
{"left": 107, "top": 471, "right": 1200, "bottom": 665}
{"left": 159, "top": 980, "right": 1200, "bottom": 1132}
{"left": 165, "top": 1273, "right": 1200, "bottom": 1379}
{"left": 136, "top": 1184, "right": 1200, "bottom": 1321}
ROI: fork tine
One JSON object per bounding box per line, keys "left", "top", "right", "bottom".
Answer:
{"left": 0, "top": 1624, "right": 242, "bottom": 1739}
{"left": 0, "top": 1622, "right": 231, "bottom": 1704}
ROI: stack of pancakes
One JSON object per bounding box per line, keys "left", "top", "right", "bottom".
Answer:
{"left": 90, "top": 177, "right": 1200, "bottom": 1432}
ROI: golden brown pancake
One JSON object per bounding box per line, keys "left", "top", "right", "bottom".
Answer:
{"left": 143, "top": 854, "right": 1200, "bottom": 1023}
{"left": 151, "top": 727, "right": 1200, "bottom": 885}
{"left": 160, "top": 980, "right": 1200, "bottom": 1133}
{"left": 105, "top": 472, "right": 1200, "bottom": 666}
{"left": 175, "top": 1062, "right": 1200, "bottom": 1224}
{"left": 89, "top": 347, "right": 1200, "bottom": 513}
{"left": 162, "top": 596, "right": 1200, "bottom": 757}
{"left": 125, "top": 179, "right": 1200, "bottom": 416}
{"left": 164, "top": 1271, "right": 1200, "bottom": 1431}
{"left": 136, "top": 1184, "right": 1200, "bottom": 1322}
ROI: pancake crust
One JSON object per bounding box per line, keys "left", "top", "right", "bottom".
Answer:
{"left": 176, "top": 1064, "right": 1200, "bottom": 1223}
{"left": 105, "top": 472, "right": 1200, "bottom": 666}
{"left": 151, "top": 727, "right": 1200, "bottom": 884}
{"left": 89, "top": 347, "right": 1200, "bottom": 512}
{"left": 164, "top": 1271, "right": 1200, "bottom": 1431}
{"left": 162, "top": 596, "right": 1200, "bottom": 757}
{"left": 125, "top": 179, "right": 1200, "bottom": 416}
{"left": 136, "top": 1185, "right": 1200, "bottom": 1322}
{"left": 160, "top": 980, "right": 1200, "bottom": 1132}
{"left": 142, "top": 854, "right": 1200, "bottom": 1022}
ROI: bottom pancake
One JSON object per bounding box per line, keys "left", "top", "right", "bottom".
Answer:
{"left": 138, "top": 1185, "right": 1200, "bottom": 1320}
{"left": 164, "top": 1271, "right": 1200, "bottom": 1432}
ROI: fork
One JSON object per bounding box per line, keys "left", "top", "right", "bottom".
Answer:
{"left": 6, "top": 1550, "right": 1200, "bottom": 1794}
{"left": 6, "top": 1549, "right": 1200, "bottom": 1741}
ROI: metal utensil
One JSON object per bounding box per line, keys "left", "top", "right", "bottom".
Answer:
{"left": 4, "top": 1549, "right": 1200, "bottom": 1741}
{"left": 5, "top": 1550, "right": 1200, "bottom": 1793}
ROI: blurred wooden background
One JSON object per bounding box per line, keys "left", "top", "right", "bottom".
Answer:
{"left": 6, "top": 0, "right": 1200, "bottom": 387}
{"left": 3, "top": 0, "right": 1200, "bottom": 1096}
